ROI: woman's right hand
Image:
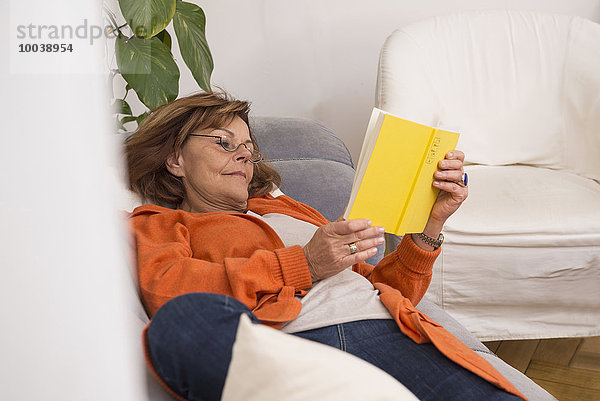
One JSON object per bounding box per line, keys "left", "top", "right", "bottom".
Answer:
{"left": 303, "top": 219, "right": 385, "bottom": 282}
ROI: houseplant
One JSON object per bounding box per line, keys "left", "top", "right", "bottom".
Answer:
{"left": 105, "top": 0, "right": 213, "bottom": 132}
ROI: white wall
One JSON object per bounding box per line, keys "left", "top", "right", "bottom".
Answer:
{"left": 172, "top": 0, "right": 600, "bottom": 163}
{"left": 1, "top": 1, "right": 146, "bottom": 399}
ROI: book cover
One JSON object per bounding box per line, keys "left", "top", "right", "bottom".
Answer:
{"left": 343, "top": 108, "right": 460, "bottom": 235}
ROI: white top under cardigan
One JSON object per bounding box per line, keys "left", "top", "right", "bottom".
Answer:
{"left": 245, "top": 210, "right": 392, "bottom": 333}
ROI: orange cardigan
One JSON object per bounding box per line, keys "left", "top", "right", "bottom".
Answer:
{"left": 131, "top": 194, "right": 526, "bottom": 400}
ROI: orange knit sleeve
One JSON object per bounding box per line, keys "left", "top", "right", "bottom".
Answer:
{"left": 132, "top": 215, "right": 312, "bottom": 318}
{"left": 353, "top": 235, "right": 440, "bottom": 305}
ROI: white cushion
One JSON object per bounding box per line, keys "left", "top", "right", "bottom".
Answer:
{"left": 445, "top": 165, "right": 600, "bottom": 247}
{"left": 110, "top": 165, "right": 143, "bottom": 212}
{"left": 222, "top": 315, "right": 418, "bottom": 401}
{"left": 377, "top": 10, "right": 600, "bottom": 181}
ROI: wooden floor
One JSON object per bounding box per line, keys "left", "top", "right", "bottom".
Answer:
{"left": 483, "top": 336, "right": 600, "bottom": 401}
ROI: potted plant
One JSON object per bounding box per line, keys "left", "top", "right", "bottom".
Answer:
{"left": 105, "top": 0, "right": 213, "bottom": 132}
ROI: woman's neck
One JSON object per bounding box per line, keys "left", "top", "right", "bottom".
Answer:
{"left": 179, "top": 198, "right": 247, "bottom": 214}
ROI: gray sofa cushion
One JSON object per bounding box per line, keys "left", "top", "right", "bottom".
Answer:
{"left": 416, "top": 299, "right": 490, "bottom": 353}
{"left": 250, "top": 116, "right": 354, "bottom": 222}
{"left": 250, "top": 117, "right": 354, "bottom": 167}
{"left": 417, "top": 299, "right": 556, "bottom": 399}
{"left": 476, "top": 351, "right": 557, "bottom": 400}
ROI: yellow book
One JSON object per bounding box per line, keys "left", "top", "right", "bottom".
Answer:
{"left": 343, "top": 108, "right": 460, "bottom": 235}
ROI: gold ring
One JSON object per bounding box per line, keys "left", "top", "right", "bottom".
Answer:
{"left": 348, "top": 242, "right": 358, "bottom": 255}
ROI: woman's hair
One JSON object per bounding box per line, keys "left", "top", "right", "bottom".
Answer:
{"left": 125, "top": 90, "right": 281, "bottom": 207}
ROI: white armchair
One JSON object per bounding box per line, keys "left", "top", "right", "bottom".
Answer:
{"left": 376, "top": 10, "right": 600, "bottom": 341}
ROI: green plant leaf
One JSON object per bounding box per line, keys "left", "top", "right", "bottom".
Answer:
{"left": 173, "top": 1, "right": 213, "bottom": 92}
{"left": 115, "top": 34, "right": 180, "bottom": 110}
{"left": 118, "top": 0, "right": 176, "bottom": 38}
{"left": 155, "top": 29, "right": 172, "bottom": 50}
{"left": 113, "top": 98, "right": 132, "bottom": 115}
{"left": 136, "top": 112, "right": 149, "bottom": 125}
{"left": 120, "top": 115, "right": 138, "bottom": 124}
{"left": 118, "top": 113, "right": 148, "bottom": 132}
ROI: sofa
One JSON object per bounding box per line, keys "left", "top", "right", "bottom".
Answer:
{"left": 123, "top": 116, "right": 556, "bottom": 400}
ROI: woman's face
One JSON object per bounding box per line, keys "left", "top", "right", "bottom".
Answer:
{"left": 167, "top": 116, "right": 255, "bottom": 213}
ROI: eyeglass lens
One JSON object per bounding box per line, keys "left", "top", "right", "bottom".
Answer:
{"left": 220, "top": 137, "right": 262, "bottom": 162}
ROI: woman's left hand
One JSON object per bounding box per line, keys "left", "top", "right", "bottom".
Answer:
{"left": 428, "top": 150, "right": 468, "bottom": 226}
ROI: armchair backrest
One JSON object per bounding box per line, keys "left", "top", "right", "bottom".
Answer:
{"left": 376, "top": 10, "right": 600, "bottom": 181}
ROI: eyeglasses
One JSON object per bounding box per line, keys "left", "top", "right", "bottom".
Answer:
{"left": 188, "top": 134, "right": 263, "bottom": 163}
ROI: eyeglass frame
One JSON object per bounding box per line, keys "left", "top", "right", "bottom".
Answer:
{"left": 187, "top": 133, "right": 263, "bottom": 164}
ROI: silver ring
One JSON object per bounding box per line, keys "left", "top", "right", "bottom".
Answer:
{"left": 348, "top": 242, "right": 358, "bottom": 255}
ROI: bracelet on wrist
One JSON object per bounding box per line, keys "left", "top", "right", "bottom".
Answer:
{"left": 416, "top": 232, "right": 444, "bottom": 250}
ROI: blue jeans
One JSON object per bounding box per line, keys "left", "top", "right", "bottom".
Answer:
{"left": 146, "top": 293, "right": 522, "bottom": 401}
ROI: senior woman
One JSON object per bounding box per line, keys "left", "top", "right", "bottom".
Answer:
{"left": 126, "top": 91, "right": 525, "bottom": 401}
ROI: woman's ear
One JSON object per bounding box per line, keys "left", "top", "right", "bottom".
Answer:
{"left": 166, "top": 151, "right": 185, "bottom": 177}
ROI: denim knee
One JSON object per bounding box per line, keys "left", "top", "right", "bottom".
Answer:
{"left": 146, "top": 293, "right": 259, "bottom": 401}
